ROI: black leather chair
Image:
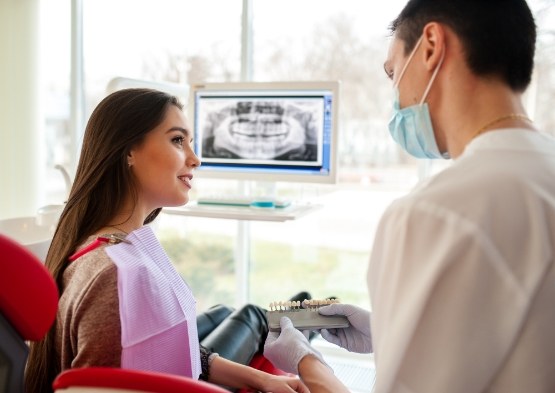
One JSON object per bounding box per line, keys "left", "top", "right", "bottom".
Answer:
{"left": 197, "top": 304, "right": 235, "bottom": 342}
{"left": 201, "top": 304, "right": 269, "bottom": 367}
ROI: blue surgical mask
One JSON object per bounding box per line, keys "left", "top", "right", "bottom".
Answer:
{"left": 388, "top": 36, "right": 450, "bottom": 159}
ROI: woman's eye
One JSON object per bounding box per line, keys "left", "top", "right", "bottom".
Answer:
{"left": 172, "top": 136, "right": 185, "bottom": 146}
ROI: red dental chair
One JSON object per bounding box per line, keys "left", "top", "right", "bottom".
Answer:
{"left": 0, "top": 233, "right": 227, "bottom": 393}
{"left": 52, "top": 367, "right": 228, "bottom": 392}
{"left": 0, "top": 233, "right": 58, "bottom": 393}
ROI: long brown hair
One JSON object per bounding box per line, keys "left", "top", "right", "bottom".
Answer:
{"left": 25, "top": 88, "right": 183, "bottom": 393}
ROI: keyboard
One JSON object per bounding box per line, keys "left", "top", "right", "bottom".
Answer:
{"left": 196, "top": 195, "right": 292, "bottom": 208}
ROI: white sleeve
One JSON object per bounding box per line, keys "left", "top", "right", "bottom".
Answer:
{"left": 367, "top": 200, "right": 533, "bottom": 393}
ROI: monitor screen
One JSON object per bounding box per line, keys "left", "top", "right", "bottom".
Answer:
{"left": 189, "top": 81, "right": 339, "bottom": 184}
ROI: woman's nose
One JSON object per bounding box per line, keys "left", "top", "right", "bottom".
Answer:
{"left": 187, "top": 151, "right": 201, "bottom": 168}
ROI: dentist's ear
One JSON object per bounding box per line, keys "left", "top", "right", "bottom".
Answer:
{"left": 421, "top": 22, "right": 447, "bottom": 71}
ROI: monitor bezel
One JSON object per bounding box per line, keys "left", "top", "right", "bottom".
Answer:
{"left": 188, "top": 81, "right": 339, "bottom": 184}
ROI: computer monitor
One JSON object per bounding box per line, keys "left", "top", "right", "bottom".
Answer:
{"left": 189, "top": 81, "right": 339, "bottom": 184}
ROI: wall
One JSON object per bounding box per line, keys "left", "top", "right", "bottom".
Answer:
{"left": 0, "top": 0, "right": 41, "bottom": 219}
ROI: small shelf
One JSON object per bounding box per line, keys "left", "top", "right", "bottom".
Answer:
{"left": 162, "top": 201, "right": 321, "bottom": 222}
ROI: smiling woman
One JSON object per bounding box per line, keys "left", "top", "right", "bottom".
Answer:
{"left": 127, "top": 106, "right": 200, "bottom": 215}
{"left": 24, "top": 88, "right": 308, "bottom": 393}
{"left": 26, "top": 88, "right": 190, "bottom": 392}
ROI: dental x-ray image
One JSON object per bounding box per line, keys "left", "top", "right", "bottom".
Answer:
{"left": 199, "top": 98, "right": 322, "bottom": 162}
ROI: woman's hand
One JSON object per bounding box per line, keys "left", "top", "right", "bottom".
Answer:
{"left": 207, "top": 354, "right": 310, "bottom": 392}
{"left": 258, "top": 374, "right": 310, "bottom": 393}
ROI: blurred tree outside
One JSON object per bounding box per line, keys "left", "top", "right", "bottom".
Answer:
{"left": 159, "top": 231, "right": 236, "bottom": 311}
{"left": 532, "top": 0, "right": 555, "bottom": 135}
{"left": 158, "top": 230, "right": 371, "bottom": 311}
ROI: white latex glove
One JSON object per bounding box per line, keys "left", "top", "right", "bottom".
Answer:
{"left": 264, "top": 316, "right": 331, "bottom": 375}
{"left": 318, "top": 303, "right": 373, "bottom": 353}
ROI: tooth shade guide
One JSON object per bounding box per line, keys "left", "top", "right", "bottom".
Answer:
{"left": 266, "top": 298, "right": 348, "bottom": 331}
{"left": 269, "top": 298, "right": 339, "bottom": 312}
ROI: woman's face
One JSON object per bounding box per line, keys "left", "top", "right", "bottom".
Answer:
{"left": 128, "top": 105, "right": 201, "bottom": 212}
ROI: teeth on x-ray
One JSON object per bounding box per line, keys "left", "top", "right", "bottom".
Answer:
{"left": 201, "top": 99, "right": 319, "bottom": 161}
{"left": 232, "top": 102, "right": 289, "bottom": 139}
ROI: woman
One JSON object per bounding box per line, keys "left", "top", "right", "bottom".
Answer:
{"left": 25, "top": 88, "right": 308, "bottom": 393}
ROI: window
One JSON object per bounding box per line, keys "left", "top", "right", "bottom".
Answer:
{"left": 40, "top": 0, "right": 72, "bottom": 205}
{"left": 246, "top": 0, "right": 411, "bottom": 309}
{"left": 38, "top": 0, "right": 555, "bottom": 311}
{"left": 82, "top": 0, "right": 242, "bottom": 116}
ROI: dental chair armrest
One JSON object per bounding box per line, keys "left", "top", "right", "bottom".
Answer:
{"left": 53, "top": 367, "right": 229, "bottom": 393}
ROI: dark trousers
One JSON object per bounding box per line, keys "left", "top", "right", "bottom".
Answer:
{"left": 197, "top": 304, "right": 268, "bottom": 366}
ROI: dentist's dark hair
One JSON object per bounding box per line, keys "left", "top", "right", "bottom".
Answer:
{"left": 390, "top": 0, "right": 536, "bottom": 92}
{"left": 25, "top": 88, "right": 183, "bottom": 393}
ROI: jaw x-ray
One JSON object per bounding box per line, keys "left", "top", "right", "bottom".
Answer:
{"left": 199, "top": 99, "right": 322, "bottom": 162}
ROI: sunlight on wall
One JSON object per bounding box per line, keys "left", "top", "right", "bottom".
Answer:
{"left": 0, "top": 0, "right": 41, "bottom": 219}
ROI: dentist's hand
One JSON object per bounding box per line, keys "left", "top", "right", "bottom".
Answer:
{"left": 318, "top": 303, "right": 373, "bottom": 353}
{"left": 264, "top": 317, "right": 331, "bottom": 375}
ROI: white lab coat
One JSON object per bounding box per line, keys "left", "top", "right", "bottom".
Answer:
{"left": 367, "top": 129, "right": 555, "bottom": 393}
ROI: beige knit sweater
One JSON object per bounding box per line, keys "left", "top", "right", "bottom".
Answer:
{"left": 55, "top": 235, "right": 215, "bottom": 381}
{"left": 55, "top": 236, "right": 122, "bottom": 371}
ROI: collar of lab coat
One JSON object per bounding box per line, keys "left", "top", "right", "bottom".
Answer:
{"left": 462, "top": 128, "right": 554, "bottom": 157}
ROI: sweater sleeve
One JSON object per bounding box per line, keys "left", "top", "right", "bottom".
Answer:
{"left": 199, "top": 345, "right": 218, "bottom": 381}
{"left": 70, "top": 263, "right": 122, "bottom": 368}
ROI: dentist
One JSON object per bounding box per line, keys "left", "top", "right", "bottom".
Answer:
{"left": 264, "top": 0, "right": 555, "bottom": 392}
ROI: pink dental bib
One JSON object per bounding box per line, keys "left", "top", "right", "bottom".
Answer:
{"left": 106, "top": 226, "right": 201, "bottom": 379}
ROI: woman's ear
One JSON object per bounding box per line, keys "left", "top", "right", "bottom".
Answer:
{"left": 421, "top": 22, "right": 446, "bottom": 71}
{"left": 127, "top": 151, "right": 134, "bottom": 167}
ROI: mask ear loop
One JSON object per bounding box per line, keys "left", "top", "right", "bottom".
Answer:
{"left": 419, "top": 45, "right": 446, "bottom": 105}
{"left": 394, "top": 36, "right": 424, "bottom": 89}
